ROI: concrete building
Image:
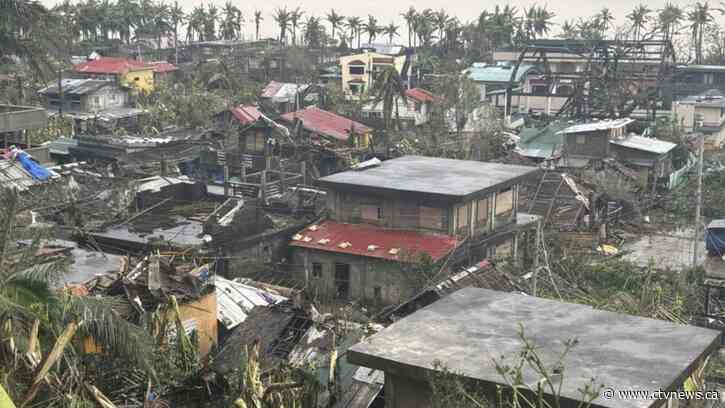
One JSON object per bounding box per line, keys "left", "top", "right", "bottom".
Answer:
{"left": 289, "top": 156, "right": 540, "bottom": 305}
{"left": 0, "top": 104, "right": 48, "bottom": 148}
{"left": 71, "top": 57, "right": 176, "bottom": 93}
{"left": 348, "top": 287, "right": 721, "bottom": 408}
{"left": 673, "top": 65, "right": 725, "bottom": 99}
{"left": 39, "top": 79, "right": 129, "bottom": 114}
{"left": 339, "top": 51, "right": 411, "bottom": 99}
{"left": 674, "top": 89, "right": 725, "bottom": 150}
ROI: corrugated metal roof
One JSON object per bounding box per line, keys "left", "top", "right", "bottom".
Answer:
{"left": 466, "top": 63, "right": 540, "bottom": 83}
{"left": 0, "top": 160, "right": 36, "bottom": 191}
{"left": 610, "top": 135, "right": 676, "bottom": 155}
{"left": 214, "top": 276, "right": 288, "bottom": 330}
{"left": 289, "top": 220, "right": 459, "bottom": 262}
{"left": 405, "top": 88, "right": 435, "bottom": 103}
{"left": 38, "top": 78, "right": 113, "bottom": 95}
{"left": 73, "top": 57, "right": 150, "bottom": 74}
{"left": 260, "top": 81, "right": 309, "bottom": 102}
{"left": 559, "top": 118, "right": 634, "bottom": 134}
{"left": 281, "top": 106, "right": 372, "bottom": 141}
{"left": 230, "top": 104, "right": 264, "bottom": 125}
{"left": 149, "top": 61, "right": 178, "bottom": 73}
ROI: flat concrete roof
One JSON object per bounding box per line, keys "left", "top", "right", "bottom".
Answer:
{"left": 348, "top": 288, "right": 720, "bottom": 408}
{"left": 318, "top": 156, "right": 539, "bottom": 200}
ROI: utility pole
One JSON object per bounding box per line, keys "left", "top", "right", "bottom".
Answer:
{"left": 693, "top": 132, "right": 704, "bottom": 267}
{"left": 57, "top": 68, "right": 63, "bottom": 116}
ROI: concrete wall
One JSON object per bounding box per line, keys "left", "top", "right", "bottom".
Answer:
{"left": 0, "top": 105, "right": 47, "bottom": 133}
{"left": 385, "top": 374, "right": 432, "bottom": 408}
{"left": 292, "top": 248, "right": 414, "bottom": 305}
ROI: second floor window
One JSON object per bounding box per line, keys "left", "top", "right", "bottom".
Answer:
{"left": 312, "top": 262, "right": 322, "bottom": 279}
{"left": 360, "top": 204, "right": 382, "bottom": 222}
{"left": 349, "top": 65, "right": 365, "bottom": 75}
{"left": 495, "top": 189, "right": 514, "bottom": 220}
{"left": 455, "top": 204, "right": 469, "bottom": 235}
{"left": 476, "top": 198, "right": 490, "bottom": 232}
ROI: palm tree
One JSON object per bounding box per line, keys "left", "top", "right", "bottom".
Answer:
{"left": 383, "top": 22, "right": 399, "bottom": 44}
{"left": 627, "top": 4, "right": 652, "bottom": 41}
{"left": 525, "top": 5, "right": 555, "bottom": 40}
{"left": 187, "top": 5, "right": 206, "bottom": 41}
{"left": 273, "top": 7, "right": 290, "bottom": 44}
{"left": 326, "top": 9, "right": 344, "bottom": 44}
{"left": 372, "top": 66, "right": 408, "bottom": 154}
{"left": 688, "top": 2, "right": 715, "bottom": 64}
{"left": 151, "top": 1, "right": 171, "bottom": 49}
{"left": 169, "top": 1, "right": 184, "bottom": 63}
{"left": 433, "top": 9, "right": 449, "bottom": 44}
{"left": 221, "top": 2, "right": 242, "bottom": 40}
{"left": 303, "top": 16, "right": 323, "bottom": 48}
{"left": 254, "top": 10, "right": 263, "bottom": 40}
{"left": 363, "top": 15, "right": 380, "bottom": 45}
{"left": 289, "top": 7, "right": 304, "bottom": 46}
{"left": 414, "top": 9, "right": 436, "bottom": 47}
{"left": 0, "top": 190, "right": 156, "bottom": 405}
{"left": 204, "top": 3, "right": 218, "bottom": 41}
{"left": 401, "top": 6, "right": 417, "bottom": 47}
{"left": 559, "top": 20, "right": 578, "bottom": 39}
{"left": 597, "top": 7, "right": 615, "bottom": 36}
{"left": 658, "top": 3, "right": 684, "bottom": 43}
{"left": 345, "top": 16, "right": 362, "bottom": 48}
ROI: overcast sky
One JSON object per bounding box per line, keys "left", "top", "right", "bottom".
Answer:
{"left": 44, "top": 0, "right": 722, "bottom": 42}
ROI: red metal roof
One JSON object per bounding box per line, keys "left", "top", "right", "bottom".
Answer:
{"left": 261, "top": 81, "right": 284, "bottom": 98}
{"left": 289, "top": 220, "right": 459, "bottom": 262}
{"left": 149, "top": 61, "right": 178, "bottom": 73}
{"left": 72, "top": 57, "right": 148, "bottom": 74}
{"left": 405, "top": 88, "right": 436, "bottom": 103}
{"left": 280, "top": 106, "right": 372, "bottom": 142}
{"left": 231, "top": 105, "right": 264, "bottom": 125}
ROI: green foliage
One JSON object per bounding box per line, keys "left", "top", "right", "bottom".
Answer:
{"left": 138, "top": 81, "right": 225, "bottom": 132}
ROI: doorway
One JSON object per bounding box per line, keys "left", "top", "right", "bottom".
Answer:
{"left": 334, "top": 263, "right": 350, "bottom": 299}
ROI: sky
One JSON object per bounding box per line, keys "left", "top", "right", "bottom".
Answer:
{"left": 41, "top": 0, "right": 725, "bottom": 43}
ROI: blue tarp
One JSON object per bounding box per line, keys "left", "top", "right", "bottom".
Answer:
{"left": 15, "top": 152, "right": 51, "bottom": 181}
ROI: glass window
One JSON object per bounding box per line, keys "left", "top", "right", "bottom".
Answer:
{"left": 495, "top": 189, "right": 514, "bottom": 216}
{"left": 349, "top": 65, "right": 364, "bottom": 75}
{"left": 576, "top": 134, "right": 586, "bottom": 144}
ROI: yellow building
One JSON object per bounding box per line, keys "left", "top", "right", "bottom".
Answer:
{"left": 339, "top": 51, "right": 409, "bottom": 99}
{"left": 72, "top": 57, "right": 158, "bottom": 93}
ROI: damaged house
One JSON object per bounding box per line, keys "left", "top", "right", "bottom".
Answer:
{"left": 38, "top": 78, "right": 144, "bottom": 134}
{"left": 289, "top": 156, "right": 541, "bottom": 306}
{"left": 280, "top": 106, "right": 373, "bottom": 176}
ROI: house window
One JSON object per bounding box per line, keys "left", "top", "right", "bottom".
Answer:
{"left": 311, "top": 262, "right": 322, "bottom": 279}
{"left": 374, "top": 286, "right": 382, "bottom": 302}
{"left": 419, "top": 206, "right": 443, "bottom": 230}
{"left": 455, "top": 203, "right": 469, "bottom": 235}
{"left": 349, "top": 65, "right": 365, "bottom": 75}
{"left": 398, "top": 204, "right": 420, "bottom": 229}
{"left": 349, "top": 84, "right": 364, "bottom": 95}
{"left": 495, "top": 189, "right": 514, "bottom": 221}
{"left": 576, "top": 135, "right": 586, "bottom": 144}
{"left": 414, "top": 102, "right": 422, "bottom": 112}
{"left": 476, "top": 197, "right": 490, "bottom": 232}
{"left": 93, "top": 96, "right": 100, "bottom": 106}
{"left": 134, "top": 77, "right": 140, "bottom": 81}
{"left": 109, "top": 93, "right": 116, "bottom": 101}
{"left": 532, "top": 85, "right": 548, "bottom": 96}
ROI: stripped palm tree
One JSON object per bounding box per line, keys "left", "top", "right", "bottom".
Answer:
{"left": 0, "top": 0, "right": 58, "bottom": 76}
{"left": 254, "top": 10, "right": 263, "bottom": 40}
{"left": 383, "top": 22, "right": 400, "bottom": 44}
{"left": 326, "top": 9, "right": 345, "bottom": 44}
{"left": 345, "top": 16, "right": 362, "bottom": 48}
{"left": 688, "top": 2, "right": 716, "bottom": 64}
{"left": 289, "top": 7, "right": 304, "bottom": 46}
{"left": 273, "top": 7, "right": 290, "bottom": 44}
{"left": 401, "top": 6, "right": 417, "bottom": 47}
{"left": 627, "top": 4, "right": 652, "bottom": 41}
{"left": 363, "top": 15, "right": 380, "bottom": 45}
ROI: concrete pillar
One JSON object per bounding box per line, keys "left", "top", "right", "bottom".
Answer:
{"left": 261, "top": 170, "right": 267, "bottom": 203}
